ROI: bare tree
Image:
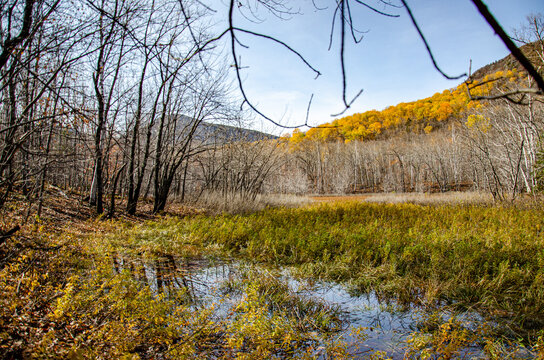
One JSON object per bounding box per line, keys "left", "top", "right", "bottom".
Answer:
{"left": 152, "top": 67, "right": 226, "bottom": 213}
{"left": 0, "top": 0, "right": 86, "bottom": 211}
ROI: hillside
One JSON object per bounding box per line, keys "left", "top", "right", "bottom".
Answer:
{"left": 198, "top": 121, "right": 278, "bottom": 142}
{"left": 287, "top": 42, "right": 541, "bottom": 144}
{"left": 471, "top": 40, "right": 543, "bottom": 80}
{"left": 176, "top": 115, "right": 277, "bottom": 143}
{"left": 273, "top": 42, "right": 544, "bottom": 197}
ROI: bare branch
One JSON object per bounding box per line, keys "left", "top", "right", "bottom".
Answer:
{"left": 0, "top": 225, "right": 20, "bottom": 245}
{"left": 466, "top": 84, "right": 542, "bottom": 104}
{"left": 335, "top": 0, "right": 364, "bottom": 114}
{"left": 232, "top": 27, "right": 321, "bottom": 77}
{"left": 400, "top": 0, "right": 466, "bottom": 80}
{"left": 353, "top": 0, "right": 399, "bottom": 18}
{"left": 470, "top": 0, "right": 544, "bottom": 93}
{"left": 0, "top": 0, "right": 36, "bottom": 69}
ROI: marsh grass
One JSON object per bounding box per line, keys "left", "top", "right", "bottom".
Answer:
{"left": 84, "top": 200, "right": 544, "bottom": 354}
{"left": 190, "top": 190, "right": 313, "bottom": 214}
{"left": 359, "top": 191, "right": 494, "bottom": 205}
{"left": 4, "top": 199, "right": 544, "bottom": 358}
{"left": 1, "top": 217, "right": 356, "bottom": 358}
{"left": 164, "top": 201, "right": 544, "bottom": 338}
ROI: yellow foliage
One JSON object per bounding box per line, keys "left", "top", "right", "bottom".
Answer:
{"left": 286, "top": 71, "right": 520, "bottom": 144}
{"left": 465, "top": 114, "right": 491, "bottom": 132}
{"left": 285, "top": 69, "right": 531, "bottom": 147}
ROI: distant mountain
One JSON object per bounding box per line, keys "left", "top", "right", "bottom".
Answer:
{"left": 176, "top": 115, "right": 277, "bottom": 143}
{"left": 198, "top": 121, "right": 278, "bottom": 143}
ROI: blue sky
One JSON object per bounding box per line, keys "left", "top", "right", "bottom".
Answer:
{"left": 213, "top": 0, "right": 544, "bottom": 134}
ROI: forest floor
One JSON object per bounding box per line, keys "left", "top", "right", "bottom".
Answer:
{"left": 1, "top": 192, "right": 544, "bottom": 358}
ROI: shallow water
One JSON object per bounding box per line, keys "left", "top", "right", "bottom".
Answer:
{"left": 113, "top": 256, "right": 531, "bottom": 359}
{"left": 287, "top": 278, "right": 414, "bottom": 358}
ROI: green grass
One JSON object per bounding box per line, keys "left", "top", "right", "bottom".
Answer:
{"left": 5, "top": 200, "right": 544, "bottom": 358}
{"left": 118, "top": 201, "right": 544, "bottom": 336}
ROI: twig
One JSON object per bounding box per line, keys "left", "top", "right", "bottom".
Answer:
{"left": 331, "top": 88, "right": 364, "bottom": 117}
{"left": 345, "top": 0, "right": 366, "bottom": 44}
{"left": 305, "top": 94, "right": 314, "bottom": 124}
{"left": 353, "top": 0, "right": 399, "bottom": 18}
{"left": 228, "top": 0, "right": 324, "bottom": 128}
{"left": 0, "top": 225, "right": 20, "bottom": 245}
{"left": 400, "top": 0, "right": 466, "bottom": 80}
{"left": 470, "top": 0, "right": 544, "bottom": 93}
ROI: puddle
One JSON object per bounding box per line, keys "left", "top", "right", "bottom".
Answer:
{"left": 112, "top": 255, "right": 533, "bottom": 359}
{"left": 113, "top": 254, "right": 235, "bottom": 306}
{"left": 288, "top": 279, "right": 415, "bottom": 358}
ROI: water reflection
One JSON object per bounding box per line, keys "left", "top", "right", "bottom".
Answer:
{"left": 288, "top": 280, "right": 414, "bottom": 358}
{"left": 112, "top": 254, "right": 238, "bottom": 308}
{"left": 110, "top": 255, "right": 523, "bottom": 359}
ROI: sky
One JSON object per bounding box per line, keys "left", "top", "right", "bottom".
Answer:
{"left": 209, "top": 0, "right": 544, "bottom": 135}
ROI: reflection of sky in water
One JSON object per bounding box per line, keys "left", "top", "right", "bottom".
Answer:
{"left": 116, "top": 257, "right": 525, "bottom": 359}
{"left": 137, "top": 259, "right": 418, "bottom": 357}
{"left": 286, "top": 278, "right": 414, "bottom": 358}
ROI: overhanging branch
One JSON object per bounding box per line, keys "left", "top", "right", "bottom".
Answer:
{"left": 470, "top": 0, "right": 544, "bottom": 93}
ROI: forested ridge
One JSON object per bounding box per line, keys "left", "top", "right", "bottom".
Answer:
{"left": 278, "top": 39, "right": 544, "bottom": 199}
{"left": 287, "top": 40, "right": 542, "bottom": 142}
